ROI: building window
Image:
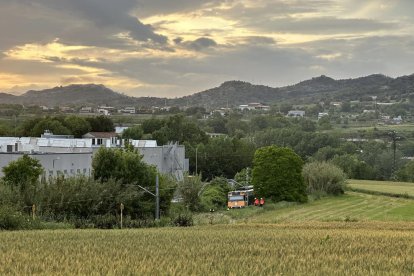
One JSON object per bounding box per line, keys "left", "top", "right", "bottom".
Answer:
{"left": 64, "top": 170, "right": 68, "bottom": 175}
{"left": 49, "top": 170, "right": 53, "bottom": 176}
{"left": 70, "top": 169, "right": 75, "bottom": 175}
{"left": 77, "top": 169, "right": 81, "bottom": 174}
{"left": 83, "top": 168, "right": 87, "bottom": 174}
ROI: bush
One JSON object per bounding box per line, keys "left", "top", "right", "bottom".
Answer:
{"left": 302, "top": 161, "right": 347, "bottom": 196}
{"left": 173, "top": 212, "right": 193, "bottom": 227}
{"left": 0, "top": 206, "right": 28, "bottom": 230}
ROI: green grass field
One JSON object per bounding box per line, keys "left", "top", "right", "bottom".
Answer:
{"left": 242, "top": 192, "right": 414, "bottom": 223}
{"left": 348, "top": 179, "right": 414, "bottom": 197}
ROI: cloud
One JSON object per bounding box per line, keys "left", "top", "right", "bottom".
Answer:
{"left": 184, "top": 37, "right": 218, "bottom": 51}
{"left": 135, "top": 0, "right": 224, "bottom": 17}
{"left": 247, "top": 17, "right": 398, "bottom": 34}
{"left": 0, "top": 0, "right": 167, "bottom": 51}
{"left": 1, "top": 0, "right": 414, "bottom": 98}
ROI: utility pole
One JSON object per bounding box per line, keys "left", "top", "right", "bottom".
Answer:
{"left": 388, "top": 131, "right": 400, "bottom": 174}
{"left": 195, "top": 146, "right": 198, "bottom": 175}
{"left": 245, "top": 167, "right": 249, "bottom": 186}
{"left": 136, "top": 174, "right": 160, "bottom": 220}
{"left": 155, "top": 174, "right": 160, "bottom": 220}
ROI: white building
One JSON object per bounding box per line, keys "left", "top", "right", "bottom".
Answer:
{"left": 318, "top": 112, "right": 329, "bottom": 120}
{"left": 80, "top": 107, "right": 93, "bottom": 113}
{"left": 0, "top": 134, "right": 188, "bottom": 180}
{"left": 238, "top": 103, "right": 270, "bottom": 111}
{"left": 119, "top": 107, "right": 136, "bottom": 114}
{"left": 287, "top": 110, "right": 305, "bottom": 117}
{"left": 0, "top": 152, "right": 93, "bottom": 178}
{"left": 0, "top": 137, "right": 93, "bottom": 178}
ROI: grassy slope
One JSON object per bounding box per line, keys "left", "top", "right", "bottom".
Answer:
{"left": 348, "top": 179, "right": 414, "bottom": 197}
{"left": 248, "top": 192, "right": 414, "bottom": 223}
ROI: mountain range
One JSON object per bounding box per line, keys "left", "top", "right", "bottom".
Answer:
{"left": 1, "top": 74, "right": 413, "bottom": 109}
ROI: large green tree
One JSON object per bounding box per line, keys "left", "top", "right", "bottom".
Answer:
{"left": 64, "top": 116, "right": 91, "bottom": 138}
{"left": 2, "top": 155, "right": 43, "bottom": 189}
{"left": 92, "top": 147, "right": 154, "bottom": 186}
{"left": 187, "top": 137, "right": 255, "bottom": 180}
{"left": 86, "top": 116, "right": 115, "bottom": 132}
{"left": 152, "top": 114, "right": 208, "bottom": 145}
{"left": 2, "top": 155, "right": 43, "bottom": 207}
{"left": 92, "top": 147, "right": 176, "bottom": 218}
{"left": 252, "top": 146, "right": 307, "bottom": 202}
{"left": 122, "top": 125, "right": 144, "bottom": 140}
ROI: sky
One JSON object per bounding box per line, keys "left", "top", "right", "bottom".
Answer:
{"left": 1, "top": 0, "right": 414, "bottom": 97}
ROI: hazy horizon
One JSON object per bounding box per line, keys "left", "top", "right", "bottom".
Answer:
{"left": 1, "top": 0, "right": 414, "bottom": 97}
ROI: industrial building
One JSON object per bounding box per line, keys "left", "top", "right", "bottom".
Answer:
{"left": 0, "top": 134, "right": 188, "bottom": 180}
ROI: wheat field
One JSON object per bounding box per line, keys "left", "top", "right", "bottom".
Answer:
{"left": 1, "top": 222, "right": 414, "bottom": 275}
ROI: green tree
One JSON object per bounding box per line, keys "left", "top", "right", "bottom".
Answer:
{"left": 396, "top": 160, "right": 414, "bottom": 182}
{"left": 152, "top": 115, "right": 208, "bottom": 145}
{"left": 188, "top": 137, "right": 255, "bottom": 180}
{"left": 341, "top": 101, "right": 352, "bottom": 112}
{"left": 2, "top": 155, "right": 43, "bottom": 207}
{"left": 142, "top": 117, "right": 165, "bottom": 134}
{"left": 178, "top": 174, "right": 203, "bottom": 211}
{"left": 207, "top": 112, "right": 228, "bottom": 134}
{"left": 252, "top": 146, "right": 307, "bottom": 202}
{"left": 64, "top": 116, "right": 91, "bottom": 138}
{"left": 2, "top": 155, "right": 43, "bottom": 189}
{"left": 318, "top": 115, "right": 332, "bottom": 130}
{"left": 302, "top": 161, "right": 347, "bottom": 196}
{"left": 86, "top": 116, "right": 114, "bottom": 132}
{"left": 92, "top": 147, "right": 154, "bottom": 186}
{"left": 31, "top": 118, "right": 71, "bottom": 137}
{"left": 122, "top": 125, "right": 144, "bottom": 140}
{"left": 234, "top": 168, "right": 252, "bottom": 186}
{"left": 92, "top": 148, "right": 176, "bottom": 218}
{"left": 200, "top": 177, "right": 231, "bottom": 210}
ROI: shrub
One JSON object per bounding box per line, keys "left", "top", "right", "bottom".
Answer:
{"left": 302, "top": 161, "right": 347, "bottom": 196}
{"left": 173, "top": 212, "right": 193, "bottom": 227}
{"left": 0, "top": 206, "right": 28, "bottom": 230}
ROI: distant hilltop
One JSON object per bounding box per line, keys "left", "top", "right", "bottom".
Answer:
{"left": 1, "top": 74, "right": 413, "bottom": 109}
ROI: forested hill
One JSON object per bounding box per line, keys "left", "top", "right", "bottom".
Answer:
{"left": 1, "top": 74, "right": 414, "bottom": 108}
{"left": 0, "top": 84, "right": 166, "bottom": 107}
{"left": 173, "top": 74, "right": 414, "bottom": 107}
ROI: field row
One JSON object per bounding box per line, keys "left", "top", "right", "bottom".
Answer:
{"left": 241, "top": 192, "right": 414, "bottom": 223}
{"left": 1, "top": 223, "right": 413, "bottom": 275}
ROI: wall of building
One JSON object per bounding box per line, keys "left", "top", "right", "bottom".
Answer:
{"left": 0, "top": 152, "right": 93, "bottom": 178}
